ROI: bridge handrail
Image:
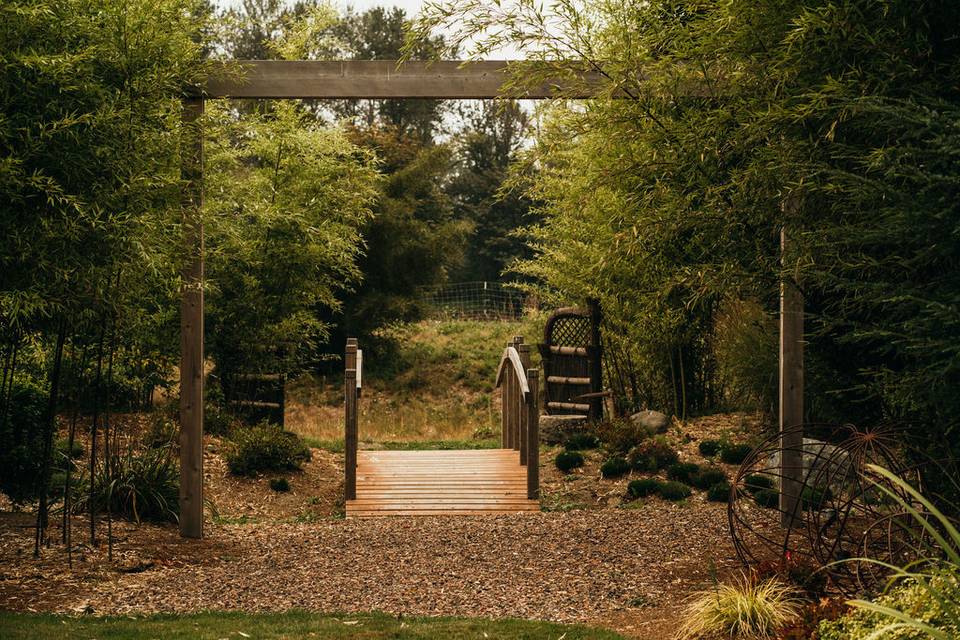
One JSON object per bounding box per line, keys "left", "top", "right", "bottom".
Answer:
{"left": 495, "top": 336, "right": 540, "bottom": 500}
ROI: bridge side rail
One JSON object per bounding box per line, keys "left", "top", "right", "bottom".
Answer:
{"left": 344, "top": 338, "right": 362, "bottom": 500}
{"left": 495, "top": 336, "right": 540, "bottom": 499}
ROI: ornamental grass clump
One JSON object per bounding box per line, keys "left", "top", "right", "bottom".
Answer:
{"left": 691, "top": 466, "right": 727, "bottom": 490}
{"left": 706, "top": 481, "right": 732, "bottom": 502}
{"left": 628, "top": 478, "right": 661, "bottom": 498}
{"left": 698, "top": 439, "right": 722, "bottom": 457}
{"left": 658, "top": 480, "right": 692, "bottom": 502}
{"left": 667, "top": 462, "right": 701, "bottom": 484}
{"left": 720, "top": 443, "right": 754, "bottom": 465}
{"left": 628, "top": 437, "right": 679, "bottom": 472}
{"left": 676, "top": 575, "right": 801, "bottom": 639}
{"left": 600, "top": 456, "right": 630, "bottom": 479}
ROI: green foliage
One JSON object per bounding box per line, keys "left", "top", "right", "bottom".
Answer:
{"left": 564, "top": 433, "right": 599, "bottom": 451}
{"left": 754, "top": 489, "right": 780, "bottom": 509}
{"left": 677, "top": 576, "right": 802, "bottom": 639}
{"left": 707, "top": 481, "right": 732, "bottom": 503}
{"left": 627, "top": 438, "right": 678, "bottom": 472}
{"left": 801, "top": 485, "right": 832, "bottom": 511}
{"left": 691, "top": 466, "right": 728, "bottom": 491}
{"left": 55, "top": 438, "right": 84, "bottom": 461}
{"left": 698, "top": 439, "right": 722, "bottom": 458}
{"left": 657, "top": 481, "right": 692, "bottom": 502}
{"left": 627, "top": 478, "right": 661, "bottom": 499}
{"left": 0, "top": 376, "right": 48, "bottom": 504}
{"left": 596, "top": 418, "right": 651, "bottom": 454}
{"left": 666, "top": 462, "right": 700, "bottom": 484}
{"left": 720, "top": 443, "right": 754, "bottom": 465}
{"left": 76, "top": 445, "right": 179, "bottom": 523}
{"left": 269, "top": 477, "right": 290, "bottom": 493}
{"left": 600, "top": 457, "right": 630, "bottom": 479}
{"left": 226, "top": 422, "right": 312, "bottom": 476}
{"left": 745, "top": 474, "right": 776, "bottom": 494}
{"left": 555, "top": 450, "right": 585, "bottom": 473}
{"left": 411, "top": 0, "right": 960, "bottom": 457}
{"left": 142, "top": 412, "right": 178, "bottom": 449}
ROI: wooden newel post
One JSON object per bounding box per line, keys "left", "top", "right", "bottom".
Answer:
{"left": 779, "top": 221, "right": 804, "bottom": 527}
{"left": 345, "top": 339, "right": 358, "bottom": 501}
{"left": 526, "top": 369, "right": 540, "bottom": 499}
{"left": 179, "top": 96, "right": 204, "bottom": 539}
{"left": 518, "top": 342, "right": 530, "bottom": 466}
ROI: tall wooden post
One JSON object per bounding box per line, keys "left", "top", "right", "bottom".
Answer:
{"left": 779, "top": 219, "right": 804, "bottom": 527}
{"left": 345, "top": 339, "right": 358, "bottom": 501}
{"left": 587, "top": 298, "right": 604, "bottom": 421}
{"left": 179, "top": 96, "right": 204, "bottom": 539}
{"left": 526, "top": 369, "right": 540, "bottom": 500}
{"left": 503, "top": 340, "right": 515, "bottom": 450}
{"left": 517, "top": 342, "right": 531, "bottom": 466}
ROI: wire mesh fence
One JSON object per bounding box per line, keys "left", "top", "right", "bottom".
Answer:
{"left": 416, "top": 281, "right": 534, "bottom": 321}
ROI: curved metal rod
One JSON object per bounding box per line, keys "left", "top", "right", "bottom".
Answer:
{"left": 495, "top": 347, "right": 530, "bottom": 398}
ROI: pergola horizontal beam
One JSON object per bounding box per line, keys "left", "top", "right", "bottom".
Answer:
{"left": 197, "top": 60, "right": 606, "bottom": 100}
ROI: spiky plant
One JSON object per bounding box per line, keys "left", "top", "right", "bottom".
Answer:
{"left": 676, "top": 575, "right": 801, "bottom": 639}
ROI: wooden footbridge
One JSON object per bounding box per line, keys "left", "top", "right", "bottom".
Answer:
{"left": 343, "top": 337, "right": 541, "bottom": 517}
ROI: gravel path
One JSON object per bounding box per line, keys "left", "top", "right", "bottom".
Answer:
{"left": 61, "top": 505, "right": 738, "bottom": 637}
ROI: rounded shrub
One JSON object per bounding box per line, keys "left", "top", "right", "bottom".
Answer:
{"left": 226, "top": 422, "right": 312, "bottom": 476}
{"left": 555, "top": 450, "right": 585, "bottom": 473}
{"left": 667, "top": 462, "right": 701, "bottom": 484}
{"left": 564, "top": 432, "right": 599, "bottom": 450}
{"left": 698, "top": 439, "right": 722, "bottom": 457}
{"left": 658, "top": 480, "right": 692, "bottom": 501}
{"left": 595, "top": 419, "right": 651, "bottom": 454}
{"left": 269, "top": 477, "right": 290, "bottom": 492}
{"left": 627, "top": 437, "right": 678, "bottom": 472}
{"left": 691, "top": 466, "right": 728, "bottom": 490}
{"left": 600, "top": 456, "right": 631, "bottom": 479}
{"left": 801, "top": 485, "right": 833, "bottom": 510}
{"left": 706, "top": 481, "right": 732, "bottom": 502}
{"left": 754, "top": 488, "right": 780, "bottom": 509}
{"left": 720, "top": 443, "right": 754, "bottom": 465}
{"left": 628, "top": 478, "right": 661, "bottom": 498}
{"left": 744, "top": 473, "right": 775, "bottom": 495}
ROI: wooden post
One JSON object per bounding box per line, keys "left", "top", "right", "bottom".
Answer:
{"left": 526, "top": 369, "right": 540, "bottom": 500}
{"left": 179, "top": 96, "right": 204, "bottom": 539}
{"left": 779, "top": 222, "right": 804, "bottom": 527}
{"left": 587, "top": 298, "right": 604, "bottom": 421}
{"left": 518, "top": 342, "right": 531, "bottom": 466}
{"left": 345, "top": 339, "right": 358, "bottom": 501}
{"left": 503, "top": 340, "right": 515, "bottom": 450}
{"left": 512, "top": 337, "right": 524, "bottom": 451}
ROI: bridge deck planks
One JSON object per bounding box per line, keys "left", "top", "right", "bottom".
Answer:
{"left": 346, "top": 449, "right": 539, "bottom": 517}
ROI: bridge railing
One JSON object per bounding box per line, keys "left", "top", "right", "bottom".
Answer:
{"left": 495, "top": 336, "right": 540, "bottom": 499}
{"left": 344, "top": 337, "right": 362, "bottom": 500}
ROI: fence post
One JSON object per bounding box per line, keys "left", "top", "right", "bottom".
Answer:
{"left": 526, "top": 369, "right": 540, "bottom": 500}
{"left": 512, "top": 337, "right": 524, "bottom": 452}
{"left": 587, "top": 298, "right": 604, "bottom": 421}
{"left": 518, "top": 342, "right": 531, "bottom": 466}
{"left": 345, "top": 339, "right": 358, "bottom": 501}
{"left": 779, "top": 223, "right": 804, "bottom": 527}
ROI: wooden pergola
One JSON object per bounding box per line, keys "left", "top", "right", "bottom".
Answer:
{"left": 179, "top": 60, "right": 804, "bottom": 538}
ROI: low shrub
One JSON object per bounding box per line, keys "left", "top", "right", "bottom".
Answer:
{"left": 691, "top": 466, "right": 728, "bottom": 490}
{"left": 595, "top": 418, "right": 651, "bottom": 454}
{"left": 677, "top": 575, "right": 801, "bottom": 639}
{"left": 627, "top": 437, "right": 678, "bottom": 472}
{"left": 269, "top": 477, "right": 290, "bottom": 492}
{"left": 801, "top": 485, "right": 833, "bottom": 510}
{"left": 658, "top": 480, "right": 692, "bottom": 501}
{"left": 143, "top": 412, "right": 178, "bottom": 448}
{"left": 75, "top": 445, "right": 180, "bottom": 523}
{"left": 720, "top": 443, "right": 753, "bottom": 465}
{"left": 698, "top": 439, "right": 722, "bottom": 457}
{"left": 0, "top": 376, "right": 49, "bottom": 504}
{"left": 564, "top": 432, "right": 599, "bottom": 450}
{"left": 706, "top": 481, "right": 732, "bottom": 502}
{"left": 226, "top": 422, "right": 312, "bottom": 476}
{"left": 56, "top": 438, "right": 85, "bottom": 461}
{"left": 627, "top": 478, "right": 661, "bottom": 498}
{"left": 600, "top": 456, "right": 630, "bottom": 479}
{"left": 555, "top": 450, "right": 585, "bottom": 473}
{"left": 666, "top": 462, "right": 701, "bottom": 484}
{"left": 744, "top": 473, "right": 775, "bottom": 494}
{"left": 754, "top": 488, "right": 780, "bottom": 509}
{"left": 205, "top": 402, "right": 238, "bottom": 437}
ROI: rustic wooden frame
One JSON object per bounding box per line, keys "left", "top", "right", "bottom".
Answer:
{"left": 179, "top": 60, "right": 803, "bottom": 538}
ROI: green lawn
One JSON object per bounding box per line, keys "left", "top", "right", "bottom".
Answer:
{"left": 0, "top": 611, "right": 626, "bottom": 639}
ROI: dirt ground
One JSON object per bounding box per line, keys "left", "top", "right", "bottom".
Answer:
{"left": 0, "top": 414, "right": 760, "bottom": 639}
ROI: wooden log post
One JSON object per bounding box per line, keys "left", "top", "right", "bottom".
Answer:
{"left": 518, "top": 342, "right": 531, "bottom": 466}
{"left": 526, "top": 369, "right": 540, "bottom": 500}
{"left": 587, "top": 298, "right": 604, "bottom": 421}
{"left": 503, "top": 340, "right": 515, "bottom": 450}
{"left": 345, "top": 339, "right": 358, "bottom": 501}
{"left": 512, "top": 337, "right": 524, "bottom": 451}
{"left": 179, "top": 96, "right": 204, "bottom": 539}
{"left": 779, "top": 221, "right": 804, "bottom": 528}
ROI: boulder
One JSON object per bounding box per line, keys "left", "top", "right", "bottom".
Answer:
{"left": 539, "top": 414, "right": 589, "bottom": 445}
{"left": 766, "top": 438, "right": 854, "bottom": 495}
{"left": 630, "top": 410, "right": 670, "bottom": 434}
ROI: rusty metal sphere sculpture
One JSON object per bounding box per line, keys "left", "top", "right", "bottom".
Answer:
{"left": 727, "top": 423, "right": 930, "bottom": 594}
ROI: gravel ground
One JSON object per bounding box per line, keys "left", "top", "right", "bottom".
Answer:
{"left": 51, "top": 505, "right": 736, "bottom": 638}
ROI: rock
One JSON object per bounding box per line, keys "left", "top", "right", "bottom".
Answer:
{"left": 630, "top": 410, "right": 670, "bottom": 434}
{"left": 766, "top": 438, "right": 854, "bottom": 494}
{"left": 539, "top": 414, "right": 589, "bottom": 445}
